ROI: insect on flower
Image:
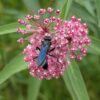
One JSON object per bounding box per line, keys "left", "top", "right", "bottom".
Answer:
{"left": 34, "top": 36, "right": 55, "bottom": 70}
{"left": 17, "top": 7, "right": 91, "bottom": 79}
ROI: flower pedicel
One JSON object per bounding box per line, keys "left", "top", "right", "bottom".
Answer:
{"left": 17, "top": 7, "right": 91, "bottom": 80}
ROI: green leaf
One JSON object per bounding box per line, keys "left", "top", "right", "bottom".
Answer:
{"left": 0, "top": 8, "right": 25, "bottom": 17}
{"left": 56, "top": 0, "right": 67, "bottom": 10}
{"left": 95, "top": 0, "right": 100, "bottom": 27}
{"left": 75, "top": 0, "right": 95, "bottom": 16}
{"left": 87, "top": 23, "right": 99, "bottom": 37}
{"left": 27, "top": 77, "right": 41, "bottom": 100}
{"left": 18, "top": 92, "right": 24, "bottom": 100}
{"left": 0, "top": 23, "right": 25, "bottom": 35}
{"left": 0, "top": 54, "right": 27, "bottom": 85}
{"left": 60, "top": 0, "right": 73, "bottom": 19}
{"left": 70, "top": 2, "right": 96, "bottom": 24}
{"left": 88, "top": 36, "right": 100, "bottom": 55}
{"left": 63, "top": 60, "right": 89, "bottom": 100}
{"left": 23, "top": 0, "right": 40, "bottom": 12}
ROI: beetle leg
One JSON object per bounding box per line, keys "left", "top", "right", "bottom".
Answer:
{"left": 49, "top": 47, "right": 55, "bottom": 52}
{"left": 36, "top": 47, "right": 40, "bottom": 50}
{"left": 33, "top": 56, "right": 38, "bottom": 61}
{"left": 48, "top": 54, "right": 61, "bottom": 63}
{"left": 48, "top": 54, "right": 56, "bottom": 58}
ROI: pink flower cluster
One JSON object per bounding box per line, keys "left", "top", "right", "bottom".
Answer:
{"left": 17, "top": 7, "right": 91, "bottom": 80}
{"left": 55, "top": 16, "right": 91, "bottom": 61}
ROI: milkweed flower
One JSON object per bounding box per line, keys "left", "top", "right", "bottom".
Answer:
{"left": 55, "top": 16, "right": 91, "bottom": 61}
{"left": 17, "top": 7, "right": 91, "bottom": 79}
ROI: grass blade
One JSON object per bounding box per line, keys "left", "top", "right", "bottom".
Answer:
{"left": 0, "top": 54, "right": 27, "bottom": 85}
{"left": 0, "top": 23, "right": 25, "bottom": 35}
{"left": 70, "top": 2, "right": 96, "bottom": 24}
{"left": 18, "top": 92, "right": 24, "bottom": 100}
{"left": 75, "top": 0, "right": 95, "bottom": 16}
{"left": 60, "top": 0, "right": 73, "bottom": 19}
{"left": 56, "top": 0, "right": 68, "bottom": 10}
{"left": 95, "top": 0, "right": 100, "bottom": 27}
{"left": 23, "top": 0, "right": 40, "bottom": 12}
{"left": 63, "top": 60, "right": 89, "bottom": 100}
{"left": 88, "top": 36, "right": 100, "bottom": 55}
{"left": 27, "top": 77, "right": 41, "bottom": 100}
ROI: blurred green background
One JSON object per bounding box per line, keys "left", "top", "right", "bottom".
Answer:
{"left": 0, "top": 0, "right": 100, "bottom": 100}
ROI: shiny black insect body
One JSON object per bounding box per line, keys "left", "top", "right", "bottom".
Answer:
{"left": 34, "top": 36, "right": 55, "bottom": 70}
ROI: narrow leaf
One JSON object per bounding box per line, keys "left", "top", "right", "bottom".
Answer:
{"left": 70, "top": 2, "right": 96, "bottom": 24}
{"left": 63, "top": 60, "right": 89, "bottom": 100}
{"left": 95, "top": 0, "right": 100, "bottom": 27}
{"left": 88, "top": 36, "right": 100, "bottom": 55}
{"left": 75, "top": 0, "right": 95, "bottom": 16}
{"left": 87, "top": 23, "right": 99, "bottom": 37}
{"left": 18, "top": 92, "right": 24, "bottom": 100}
{"left": 27, "top": 77, "right": 41, "bottom": 100}
{"left": 56, "top": 0, "right": 67, "bottom": 10}
{"left": 23, "top": 0, "right": 40, "bottom": 12}
{"left": 0, "top": 23, "right": 25, "bottom": 35}
{"left": 60, "top": 0, "right": 73, "bottom": 19}
{"left": 0, "top": 54, "right": 27, "bottom": 85}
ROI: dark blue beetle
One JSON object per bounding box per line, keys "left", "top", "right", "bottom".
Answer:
{"left": 35, "top": 36, "right": 55, "bottom": 69}
{"left": 37, "top": 36, "right": 51, "bottom": 69}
